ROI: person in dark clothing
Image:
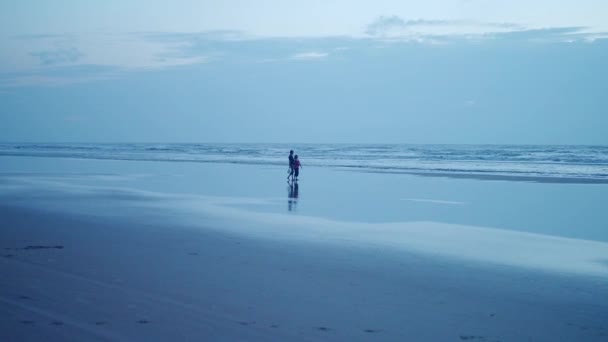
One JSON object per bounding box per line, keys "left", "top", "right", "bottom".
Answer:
{"left": 287, "top": 150, "right": 295, "bottom": 181}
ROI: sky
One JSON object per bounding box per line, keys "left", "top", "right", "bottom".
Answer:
{"left": 0, "top": 1, "right": 607, "bottom": 144}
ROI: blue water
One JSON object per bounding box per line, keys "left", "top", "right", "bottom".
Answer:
{"left": 1, "top": 154, "right": 607, "bottom": 242}
{"left": 1, "top": 143, "right": 608, "bottom": 181}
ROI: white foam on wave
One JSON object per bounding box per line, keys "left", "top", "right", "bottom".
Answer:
{"left": 2, "top": 143, "right": 608, "bottom": 181}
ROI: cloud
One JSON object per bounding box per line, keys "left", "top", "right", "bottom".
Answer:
{"left": 365, "top": 16, "right": 523, "bottom": 37}
{"left": 582, "top": 34, "right": 608, "bottom": 42}
{"left": 2, "top": 23, "right": 606, "bottom": 88}
{"left": 30, "top": 46, "right": 84, "bottom": 66}
{"left": 1, "top": 31, "right": 338, "bottom": 86}
{"left": 363, "top": 15, "right": 607, "bottom": 43}
{"left": 13, "top": 34, "right": 68, "bottom": 40}
{"left": 0, "top": 64, "right": 121, "bottom": 88}
{"left": 0, "top": 33, "right": 211, "bottom": 87}
{"left": 140, "top": 30, "right": 251, "bottom": 43}
{"left": 1, "top": 74, "right": 109, "bottom": 88}
{"left": 141, "top": 32, "right": 339, "bottom": 63}
{"left": 487, "top": 26, "right": 608, "bottom": 43}
{"left": 365, "top": 15, "right": 407, "bottom": 36}
{"left": 290, "top": 52, "right": 328, "bottom": 60}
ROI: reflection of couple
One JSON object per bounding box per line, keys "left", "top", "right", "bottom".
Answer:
{"left": 287, "top": 181, "right": 299, "bottom": 211}
{"left": 287, "top": 150, "right": 302, "bottom": 182}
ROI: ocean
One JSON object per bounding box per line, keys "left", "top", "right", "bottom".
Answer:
{"left": 2, "top": 143, "right": 607, "bottom": 182}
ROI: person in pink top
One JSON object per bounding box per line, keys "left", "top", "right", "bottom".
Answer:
{"left": 293, "top": 155, "right": 302, "bottom": 181}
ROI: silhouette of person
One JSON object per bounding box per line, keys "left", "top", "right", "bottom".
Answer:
{"left": 293, "top": 155, "right": 302, "bottom": 181}
{"left": 287, "top": 150, "right": 295, "bottom": 181}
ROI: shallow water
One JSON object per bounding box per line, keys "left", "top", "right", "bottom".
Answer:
{"left": 1, "top": 156, "right": 607, "bottom": 243}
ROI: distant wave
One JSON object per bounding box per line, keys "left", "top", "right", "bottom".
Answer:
{"left": 1, "top": 143, "right": 607, "bottom": 182}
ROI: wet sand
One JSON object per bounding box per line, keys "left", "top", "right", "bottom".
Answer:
{"left": 1, "top": 157, "right": 608, "bottom": 341}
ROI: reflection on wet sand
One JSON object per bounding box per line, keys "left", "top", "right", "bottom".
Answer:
{"left": 287, "top": 180, "right": 299, "bottom": 212}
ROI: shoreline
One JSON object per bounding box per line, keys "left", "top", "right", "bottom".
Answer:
{"left": 357, "top": 169, "right": 608, "bottom": 184}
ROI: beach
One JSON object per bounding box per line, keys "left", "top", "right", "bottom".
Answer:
{"left": 3, "top": 0, "right": 608, "bottom": 339}
{"left": 1, "top": 155, "right": 608, "bottom": 341}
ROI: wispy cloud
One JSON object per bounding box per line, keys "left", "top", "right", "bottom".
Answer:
{"left": 487, "top": 27, "right": 585, "bottom": 41}
{"left": 1, "top": 20, "right": 606, "bottom": 88}
{"left": 365, "top": 16, "right": 523, "bottom": 39}
{"left": 0, "top": 65, "right": 121, "bottom": 88}
{"left": 0, "top": 33, "right": 210, "bottom": 87}
{"left": 364, "top": 15, "right": 606, "bottom": 43}
{"left": 365, "top": 15, "right": 408, "bottom": 36}
{"left": 290, "top": 51, "right": 328, "bottom": 60}
{"left": 30, "top": 46, "right": 84, "bottom": 66}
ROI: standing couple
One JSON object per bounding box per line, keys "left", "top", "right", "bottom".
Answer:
{"left": 287, "top": 150, "right": 302, "bottom": 182}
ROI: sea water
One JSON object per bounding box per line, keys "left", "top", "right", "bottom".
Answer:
{"left": 1, "top": 143, "right": 607, "bottom": 181}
